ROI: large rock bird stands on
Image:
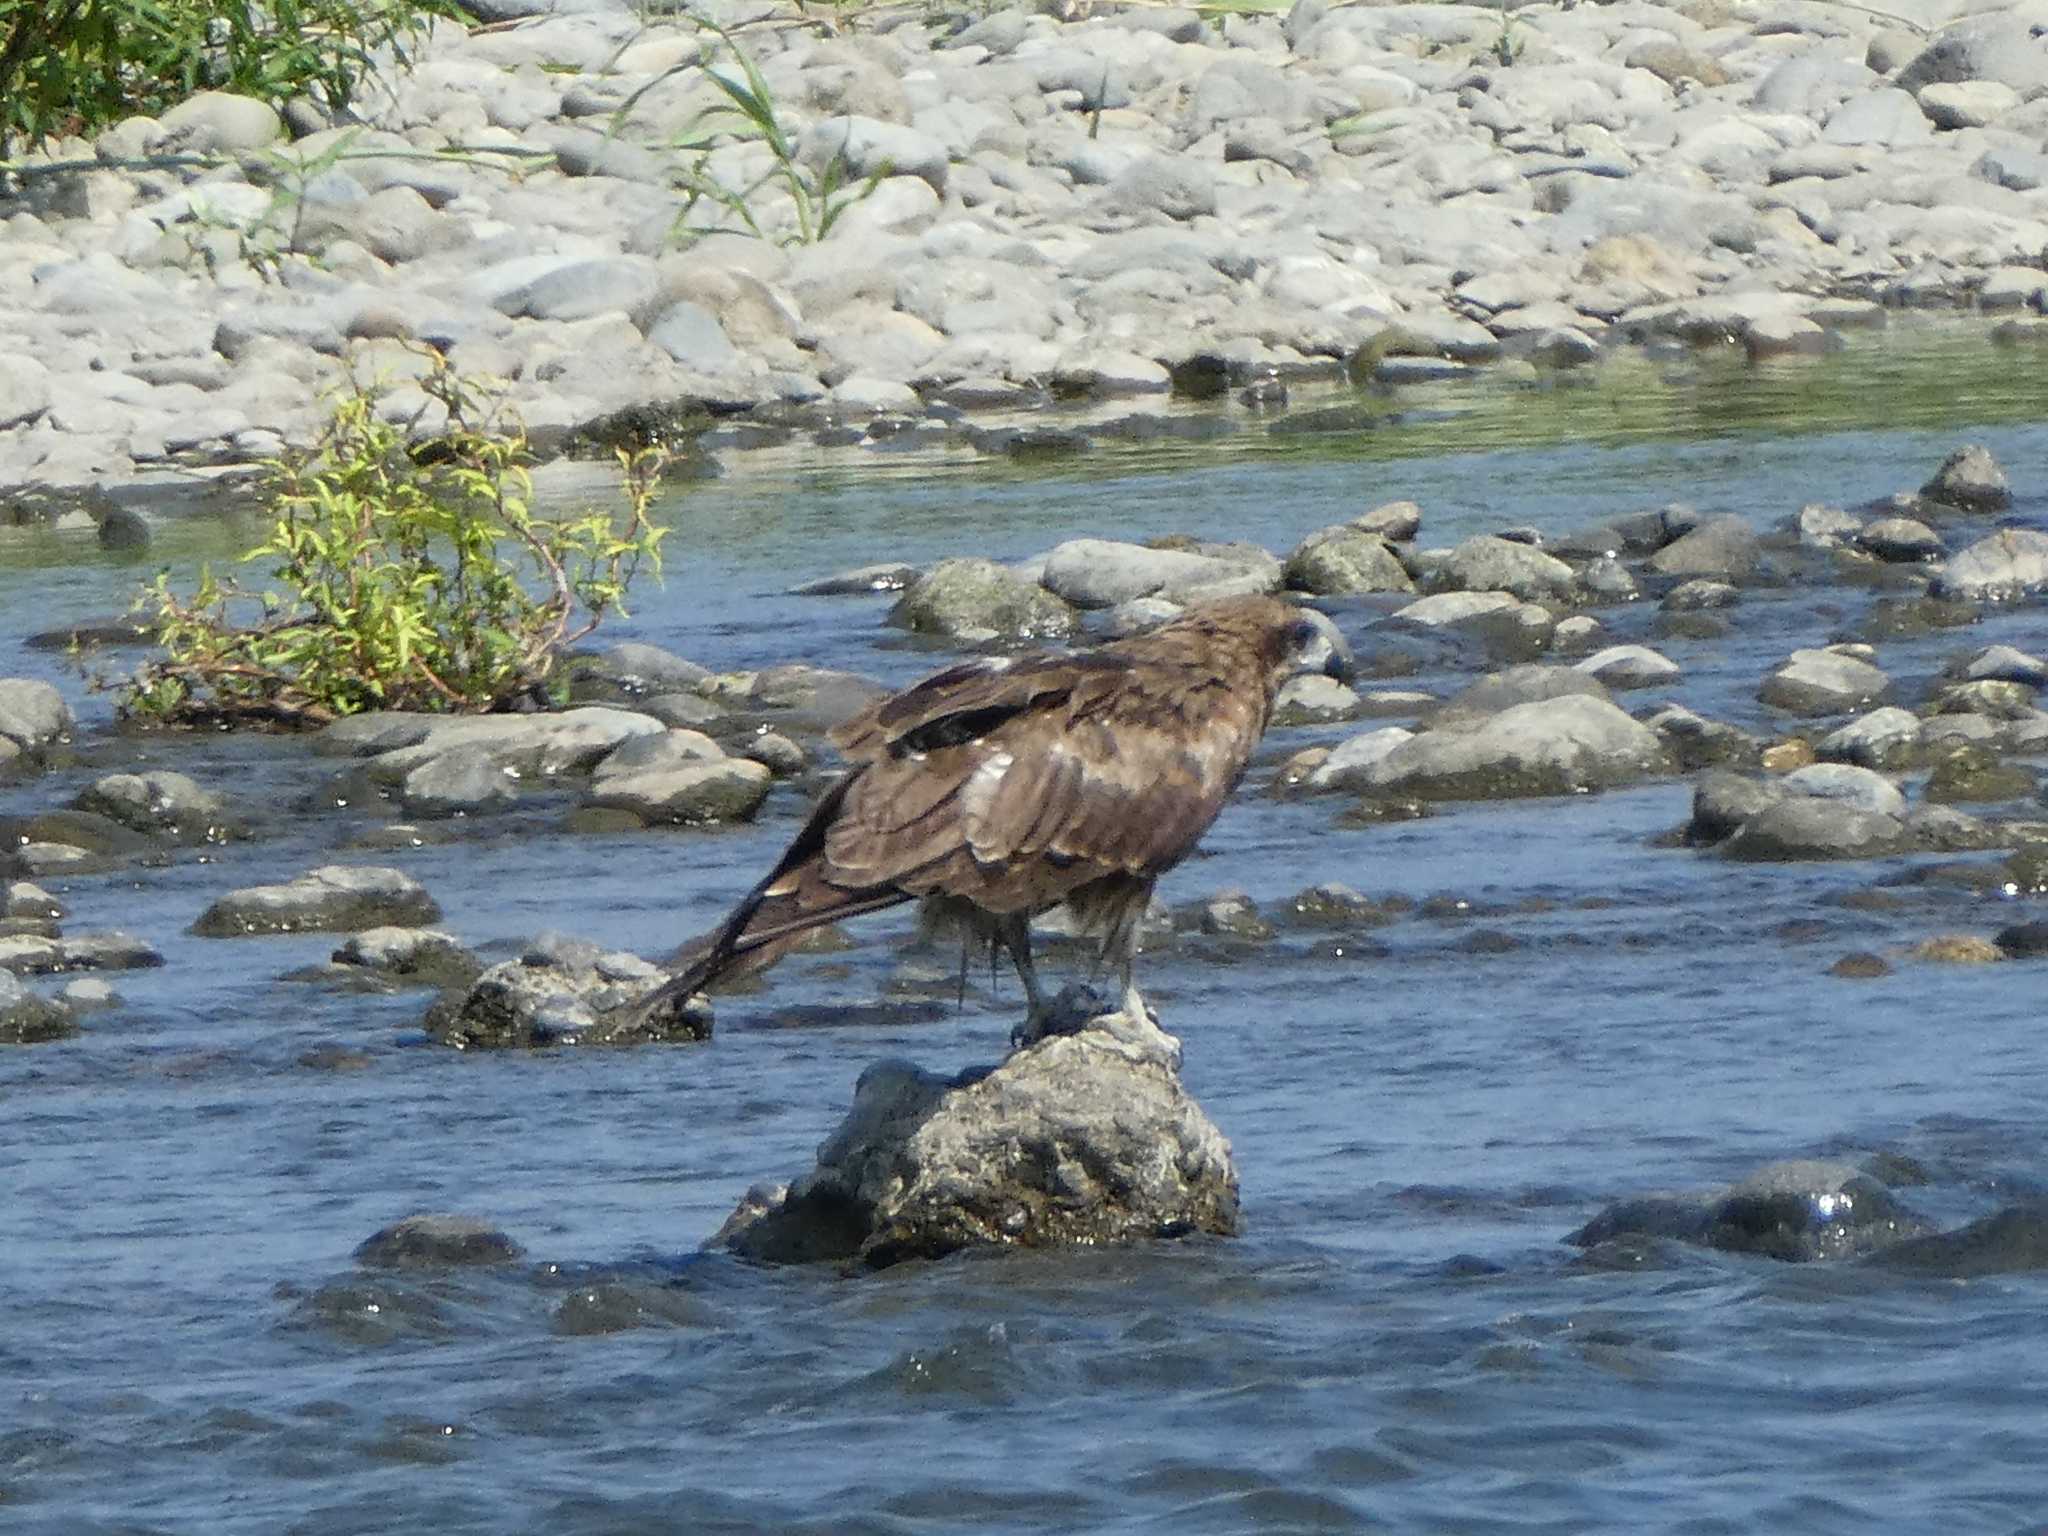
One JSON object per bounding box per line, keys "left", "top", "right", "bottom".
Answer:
{"left": 631, "top": 596, "right": 1344, "bottom": 1035}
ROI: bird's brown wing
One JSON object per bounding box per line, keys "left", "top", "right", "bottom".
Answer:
{"left": 820, "top": 655, "right": 1267, "bottom": 912}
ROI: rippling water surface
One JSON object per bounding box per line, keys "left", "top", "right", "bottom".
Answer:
{"left": 3, "top": 328, "right": 2046, "bottom": 1534}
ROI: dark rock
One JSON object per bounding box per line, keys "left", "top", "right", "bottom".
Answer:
{"left": 354, "top": 1213, "right": 524, "bottom": 1269}
{"left": 584, "top": 758, "right": 772, "bottom": 825}
{"left": 1831, "top": 952, "right": 1891, "bottom": 978}
{"left": 1718, "top": 799, "right": 1906, "bottom": 861}
{"left": 1918, "top": 444, "right": 2011, "bottom": 513}
{"left": 1284, "top": 883, "right": 1406, "bottom": 927}
{"left": 400, "top": 747, "right": 518, "bottom": 818}
{"left": 720, "top": 1007, "right": 1236, "bottom": 1268}
{"left": 1571, "top": 1159, "right": 1928, "bottom": 1261}
{"left": 1182, "top": 890, "right": 1273, "bottom": 941}
{"left": 192, "top": 865, "right": 440, "bottom": 937}
{"left": 1283, "top": 526, "right": 1414, "bottom": 596}
{"left": 1874, "top": 1205, "right": 2048, "bottom": 1277}
{"left": 1923, "top": 743, "right": 2037, "bottom": 803}
{"left": 1687, "top": 770, "right": 1785, "bottom": 845}
{"left": 790, "top": 563, "right": 921, "bottom": 596}
{"left": 0, "top": 932, "right": 162, "bottom": 974}
{"left": 1642, "top": 705, "right": 1761, "bottom": 770}
{"left": 0, "top": 971, "right": 74, "bottom": 1044}
{"left": 0, "top": 678, "right": 73, "bottom": 754}
{"left": 75, "top": 770, "right": 234, "bottom": 842}
{"left": 1758, "top": 648, "right": 1889, "bottom": 715}
{"left": 1428, "top": 535, "right": 1576, "bottom": 603}
{"left": 1645, "top": 514, "right": 1761, "bottom": 582}
{"left": 331, "top": 927, "right": 483, "bottom": 989}
{"left": 890, "top": 558, "right": 1077, "bottom": 642}
{"left": 424, "top": 936, "right": 709, "bottom": 1049}
{"left": 1996, "top": 920, "right": 2048, "bottom": 958}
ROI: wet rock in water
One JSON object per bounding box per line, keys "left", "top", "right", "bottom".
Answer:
{"left": 1270, "top": 675, "right": 1361, "bottom": 726}
{"left": 1997, "top": 920, "right": 2048, "bottom": 958}
{"left": 1792, "top": 504, "right": 1864, "bottom": 549}
{"left": 1759, "top": 648, "right": 1890, "bottom": 715}
{"left": 1570, "top": 1159, "right": 1928, "bottom": 1262}
{"left": 1645, "top": 514, "right": 1761, "bottom": 582}
{"left": 1780, "top": 763, "right": 1906, "bottom": 820}
{"left": 1817, "top": 707, "right": 1922, "bottom": 768}
{"left": 1576, "top": 556, "right": 1638, "bottom": 604}
{"left": 1575, "top": 644, "right": 1679, "bottom": 689}
{"left": 425, "top": 934, "right": 709, "bottom": 1049}
{"left": 1831, "top": 952, "right": 1891, "bottom": 979}
{"left": 790, "top": 563, "right": 922, "bottom": 596}
{"left": 0, "top": 971, "right": 74, "bottom": 1044}
{"left": 400, "top": 747, "right": 518, "bottom": 819}
{"left": 1550, "top": 616, "right": 1605, "bottom": 656}
{"left": 1039, "top": 538, "right": 1276, "bottom": 609}
{"left": 74, "top": 770, "right": 233, "bottom": 841}
{"left": 1923, "top": 743, "right": 2037, "bottom": 804}
{"left": 573, "top": 642, "right": 712, "bottom": 700}
{"left": 1357, "top": 500, "right": 1422, "bottom": 541}
{"left": 1352, "top": 696, "right": 1669, "bottom": 801}
{"left": 1427, "top": 664, "right": 1609, "bottom": 731}
{"left": 0, "top": 679, "right": 72, "bottom": 760}
{"left": 332, "top": 927, "right": 482, "bottom": 989}
{"left": 355, "top": 1213, "right": 525, "bottom": 1269}
{"left": 3, "top": 881, "right": 63, "bottom": 923}
{"left": 743, "top": 665, "right": 890, "bottom": 731}
{"left": 59, "top": 977, "right": 118, "bottom": 1011}
{"left": 0, "top": 931, "right": 162, "bottom": 974}
{"left": 1642, "top": 705, "right": 1760, "bottom": 771}
{"left": 1905, "top": 804, "right": 2002, "bottom": 853}
{"left": 890, "top": 558, "right": 1077, "bottom": 642}
{"left": 1855, "top": 516, "right": 1943, "bottom": 563}
{"left": 1661, "top": 578, "right": 1738, "bottom": 612}
{"left": 584, "top": 758, "right": 772, "bottom": 826}
{"left": 1718, "top": 798, "right": 1907, "bottom": 862}
{"left": 1282, "top": 525, "right": 1414, "bottom": 596}
{"left": 2008, "top": 847, "right": 2048, "bottom": 895}
{"left": 719, "top": 1004, "right": 1237, "bottom": 1268}
{"left": 1182, "top": 890, "right": 1273, "bottom": 942}
{"left": 1951, "top": 644, "right": 2048, "bottom": 689}
{"left": 192, "top": 865, "right": 441, "bottom": 937}
{"left": 1918, "top": 444, "right": 2011, "bottom": 513}
{"left": 324, "top": 709, "right": 667, "bottom": 789}
{"left": 1910, "top": 934, "right": 2003, "bottom": 964}
{"left": 1304, "top": 727, "right": 1414, "bottom": 793}
{"left": 1931, "top": 529, "right": 2048, "bottom": 601}
{"left": 1687, "top": 771, "right": 1787, "bottom": 845}
{"left": 1284, "top": 883, "right": 1405, "bottom": 927}
{"left": 1876, "top": 1205, "right": 2048, "bottom": 1277}
{"left": 1929, "top": 679, "right": 2038, "bottom": 722}
{"left": 741, "top": 731, "right": 808, "bottom": 777}
{"left": 1428, "top": 536, "right": 1577, "bottom": 604}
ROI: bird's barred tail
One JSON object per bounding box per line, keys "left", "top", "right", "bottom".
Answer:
{"left": 626, "top": 773, "right": 910, "bottom": 1027}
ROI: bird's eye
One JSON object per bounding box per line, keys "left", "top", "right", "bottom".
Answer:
{"left": 1287, "top": 617, "right": 1321, "bottom": 650}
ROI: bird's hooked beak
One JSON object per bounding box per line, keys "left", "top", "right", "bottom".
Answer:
{"left": 1290, "top": 609, "right": 1354, "bottom": 684}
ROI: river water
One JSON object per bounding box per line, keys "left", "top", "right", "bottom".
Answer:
{"left": 3, "top": 326, "right": 2046, "bottom": 1533}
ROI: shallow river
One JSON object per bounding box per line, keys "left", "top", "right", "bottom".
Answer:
{"left": 3, "top": 326, "right": 2047, "bottom": 1533}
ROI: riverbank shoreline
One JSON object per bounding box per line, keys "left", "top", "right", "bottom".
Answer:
{"left": 2, "top": 0, "right": 2046, "bottom": 529}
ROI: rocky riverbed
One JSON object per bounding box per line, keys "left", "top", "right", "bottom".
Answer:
{"left": 3, "top": 0, "right": 2048, "bottom": 521}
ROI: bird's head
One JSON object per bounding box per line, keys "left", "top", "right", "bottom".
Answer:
{"left": 1272, "top": 605, "right": 1353, "bottom": 687}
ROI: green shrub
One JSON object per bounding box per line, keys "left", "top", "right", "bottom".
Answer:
{"left": 122, "top": 357, "right": 669, "bottom": 726}
{"left": 0, "top": 0, "right": 457, "bottom": 156}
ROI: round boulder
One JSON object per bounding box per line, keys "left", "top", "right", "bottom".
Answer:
{"left": 890, "top": 558, "right": 1077, "bottom": 642}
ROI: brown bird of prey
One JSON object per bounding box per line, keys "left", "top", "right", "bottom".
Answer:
{"left": 631, "top": 594, "right": 1345, "bottom": 1037}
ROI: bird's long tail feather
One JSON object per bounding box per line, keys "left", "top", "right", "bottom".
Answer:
{"left": 628, "top": 772, "right": 911, "bottom": 1025}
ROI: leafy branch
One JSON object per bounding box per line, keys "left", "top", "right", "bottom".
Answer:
{"left": 120, "top": 354, "right": 669, "bottom": 727}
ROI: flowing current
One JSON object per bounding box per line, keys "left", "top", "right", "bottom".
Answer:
{"left": 3, "top": 330, "right": 2046, "bottom": 1533}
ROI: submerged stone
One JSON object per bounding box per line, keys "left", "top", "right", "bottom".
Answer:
{"left": 192, "top": 865, "right": 440, "bottom": 937}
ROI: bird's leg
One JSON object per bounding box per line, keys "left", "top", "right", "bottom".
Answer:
{"left": 997, "top": 912, "right": 1058, "bottom": 1048}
